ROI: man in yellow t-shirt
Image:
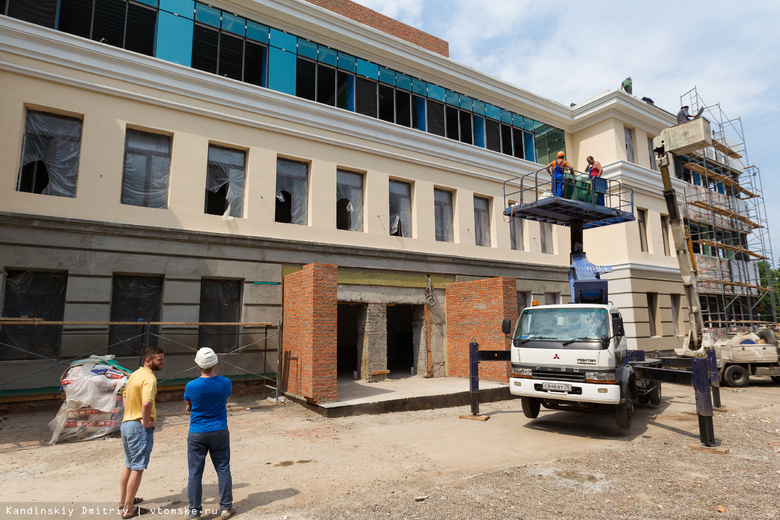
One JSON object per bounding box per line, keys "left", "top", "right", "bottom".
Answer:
{"left": 118, "top": 346, "right": 165, "bottom": 519}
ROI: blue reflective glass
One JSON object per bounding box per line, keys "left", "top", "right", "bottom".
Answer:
{"left": 194, "top": 3, "right": 220, "bottom": 27}
{"left": 501, "top": 109, "right": 512, "bottom": 124}
{"left": 160, "top": 0, "right": 192, "bottom": 17}
{"left": 459, "top": 96, "right": 472, "bottom": 111}
{"left": 473, "top": 116, "right": 485, "bottom": 147}
{"left": 513, "top": 114, "right": 524, "bottom": 128}
{"left": 523, "top": 118, "right": 535, "bottom": 131}
{"left": 427, "top": 84, "right": 445, "bottom": 102}
{"left": 221, "top": 12, "right": 245, "bottom": 36}
{"left": 136, "top": 0, "right": 159, "bottom": 7}
{"left": 297, "top": 39, "right": 317, "bottom": 59}
{"left": 485, "top": 104, "right": 500, "bottom": 120}
{"left": 396, "top": 73, "right": 411, "bottom": 91}
{"left": 338, "top": 52, "right": 356, "bottom": 72}
{"left": 246, "top": 21, "right": 269, "bottom": 43}
{"left": 356, "top": 58, "right": 379, "bottom": 79}
{"left": 379, "top": 66, "right": 395, "bottom": 85}
{"left": 270, "top": 28, "right": 297, "bottom": 51}
{"left": 412, "top": 78, "right": 427, "bottom": 96}
{"left": 472, "top": 100, "right": 485, "bottom": 116}
{"left": 319, "top": 46, "right": 337, "bottom": 66}
{"left": 445, "top": 90, "right": 459, "bottom": 106}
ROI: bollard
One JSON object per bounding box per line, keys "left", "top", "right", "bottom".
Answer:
{"left": 706, "top": 347, "right": 722, "bottom": 409}
{"left": 469, "top": 341, "right": 480, "bottom": 415}
{"left": 692, "top": 355, "right": 715, "bottom": 446}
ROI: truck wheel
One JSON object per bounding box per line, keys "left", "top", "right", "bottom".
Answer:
{"left": 649, "top": 382, "right": 662, "bottom": 406}
{"left": 615, "top": 401, "right": 632, "bottom": 430}
{"left": 723, "top": 365, "right": 749, "bottom": 388}
{"left": 757, "top": 329, "right": 776, "bottom": 346}
{"left": 521, "top": 397, "right": 541, "bottom": 419}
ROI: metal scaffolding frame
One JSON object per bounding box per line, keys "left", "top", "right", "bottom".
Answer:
{"left": 677, "top": 86, "right": 777, "bottom": 335}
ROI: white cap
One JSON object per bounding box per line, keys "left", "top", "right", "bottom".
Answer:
{"left": 195, "top": 347, "right": 218, "bottom": 369}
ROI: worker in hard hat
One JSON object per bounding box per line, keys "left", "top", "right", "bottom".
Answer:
{"left": 546, "top": 151, "right": 575, "bottom": 198}
{"left": 184, "top": 348, "right": 235, "bottom": 520}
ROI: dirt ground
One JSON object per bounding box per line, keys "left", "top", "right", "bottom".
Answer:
{"left": 1, "top": 378, "right": 778, "bottom": 520}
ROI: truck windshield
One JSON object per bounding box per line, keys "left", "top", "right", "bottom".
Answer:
{"left": 514, "top": 307, "right": 609, "bottom": 347}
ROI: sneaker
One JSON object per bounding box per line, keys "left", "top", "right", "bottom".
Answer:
{"left": 220, "top": 509, "right": 236, "bottom": 520}
{"left": 186, "top": 509, "right": 201, "bottom": 519}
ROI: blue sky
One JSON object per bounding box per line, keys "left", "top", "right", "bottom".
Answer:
{"left": 352, "top": 0, "right": 780, "bottom": 267}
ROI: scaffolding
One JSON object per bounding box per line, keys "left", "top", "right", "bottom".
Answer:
{"left": 677, "top": 87, "right": 777, "bottom": 335}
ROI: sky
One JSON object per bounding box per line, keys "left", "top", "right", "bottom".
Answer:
{"left": 352, "top": 0, "right": 780, "bottom": 267}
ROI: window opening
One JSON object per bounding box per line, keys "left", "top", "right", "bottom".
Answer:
{"left": 445, "top": 105, "right": 459, "bottom": 140}
{"left": 661, "top": 215, "right": 671, "bottom": 256}
{"left": 485, "top": 119, "right": 500, "bottom": 152}
{"left": 336, "top": 170, "right": 363, "bottom": 231}
{"left": 355, "top": 77, "right": 378, "bottom": 118}
{"left": 198, "top": 278, "right": 241, "bottom": 353}
{"left": 500, "top": 124, "right": 513, "bottom": 156}
{"left": 17, "top": 110, "right": 82, "bottom": 197}
{"left": 625, "top": 127, "right": 635, "bottom": 163}
{"left": 121, "top": 129, "right": 171, "bottom": 208}
{"left": 671, "top": 294, "right": 681, "bottom": 335}
{"left": 648, "top": 137, "right": 657, "bottom": 170}
{"left": 647, "top": 292, "right": 659, "bottom": 336}
{"left": 275, "top": 158, "right": 308, "bottom": 224}
{"left": 205, "top": 145, "right": 246, "bottom": 218}
{"left": 511, "top": 128, "right": 525, "bottom": 159}
{"left": 6, "top": 0, "right": 57, "bottom": 28}
{"left": 434, "top": 188, "right": 453, "bottom": 242}
{"left": 295, "top": 57, "right": 316, "bottom": 101}
{"left": 0, "top": 270, "right": 67, "bottom": 360}
{"left": 638, "top": 208, "right": 648, "bottom": 252}
{"left": 389, "top": 179, "right": 412, "bottom": 237}
{"left": 427, "top": 100, "right": 445, "bottom": 137}
{"left": 316, "top": 63, "right": 337, "bottom": 106}
{"left": 58, "top": 0, "right": 155, "bottom": 56}
{"left": 510, "top": 213, "right": 524, "bottom": 250}
{"left": 108, "top": 275, "right": 162, "bottom": 356}
{"left": 473, "top": 196, "right": 490, "bottom": 247}
{"left": 540, "top": 222, "right": 553, "bottom": 254}
{"left": 395, "top": 90, "right": 411, "bottom": 127}
{"left": 378, "top": 84, "right": 395, "bottom": 123}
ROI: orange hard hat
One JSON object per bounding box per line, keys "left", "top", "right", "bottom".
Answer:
{"left": 557, "top": 151, "right": 565, "bottom": 157}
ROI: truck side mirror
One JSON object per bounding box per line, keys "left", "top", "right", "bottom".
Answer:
{"left": 502, "top": 318, "right": 513, "bottom": 335}
{"left": 601, "top": 334, "right": 610, "bottom": 349}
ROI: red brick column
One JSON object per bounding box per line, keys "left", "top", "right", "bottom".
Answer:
{"left": 282, "top": 263, "right": 337, "bottom": 404}
{"left": 445, "top": 277, "right": 518, "bottom": 383}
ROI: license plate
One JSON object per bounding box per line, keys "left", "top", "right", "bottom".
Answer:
{"left": 542, "top": 382, "right": 571, "bottom": 392}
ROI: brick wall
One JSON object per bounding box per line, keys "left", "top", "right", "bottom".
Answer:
{"left": 302, "top": 0, "right": 449, "bottom": 57}
{"left": 281, "top": 263, "right": 338, "bottom": 404}
{"left": 446, "top": 277, "right": 518, "bottom": 383}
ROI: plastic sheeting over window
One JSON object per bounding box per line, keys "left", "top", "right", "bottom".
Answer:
{"left": 108, "top": 276, "right": 163, "bottom": 357}
{"left": 336, "top": 170, "right": 363, "bottom": 231}
{"left": 0, "top": 271, "right": 67, "bottom": 361}
{"left": 121, "top": 129, "right": 171, "bottom": 209}
{"left": 473, "top": 196, "right": 491, "bottom": 247}
{"left": 275, "top": 158, "right": 308, "bottom": 224}
{"left": 17, "top": 111, "right": 82, "bottom": 197}
{"left": 434, "top": 188, "right": 453, "bottom": 242}
{"left": 389, "top": 180, "right": 412, "bottom": 237}
{"left": 198, "top": 279, "right": 241, "bottom": 353}
{"left": 205, "top": 145, "right": 245, "bottom": 219}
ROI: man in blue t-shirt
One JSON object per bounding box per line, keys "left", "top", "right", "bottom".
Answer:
{"left": 184, "top": 348, "right": 234, "bottom": 520}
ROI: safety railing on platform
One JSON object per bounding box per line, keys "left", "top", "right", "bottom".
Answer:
{"left": 0, "top": 320, "right": 280, "bottom": 400}
{"left": 503, "top": 167, "right": 634, "bottom": 216}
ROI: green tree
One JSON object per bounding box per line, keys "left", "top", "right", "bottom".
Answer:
{"left": 757, "top": 260, "right": 780, "bottom": 323}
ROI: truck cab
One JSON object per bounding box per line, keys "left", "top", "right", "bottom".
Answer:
{"left": 503, "top": 303, "right": 658, "bottom": 429}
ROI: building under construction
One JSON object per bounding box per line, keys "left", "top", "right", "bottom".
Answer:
{"left": 675, "top": 87, "right": 777, "bottom": 336}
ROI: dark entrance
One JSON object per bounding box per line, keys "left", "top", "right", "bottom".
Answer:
{"left": 387, "top": 304, "right": 417, "bottom": 377}
{"left": 337, "top": 303, "right": 363, "bottom": 377}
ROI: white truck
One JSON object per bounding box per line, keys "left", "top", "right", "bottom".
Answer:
{"left": 502, "top": 303, "right": 661, "bottom": 430}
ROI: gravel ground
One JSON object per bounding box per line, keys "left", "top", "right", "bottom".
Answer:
{"left": 268, "top": 389, "right": 780, "bottom": 520}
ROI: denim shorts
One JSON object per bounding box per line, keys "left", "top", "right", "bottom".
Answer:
{"left": 121, "top": 420, "right": 155, "bottom": 471}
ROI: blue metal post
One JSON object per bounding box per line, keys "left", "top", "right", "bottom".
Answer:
{"left": 692, "top": 355, "right": 715, "bottom": 446}
{"left": 706, "top": 347, "right": 722, "bottom": 408}
{"left": 469, "top": 341, "right": 479, "bottom": 415}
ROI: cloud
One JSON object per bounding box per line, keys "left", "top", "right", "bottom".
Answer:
{"left": 351, "top": 0, "right": 780, "bottom": 264}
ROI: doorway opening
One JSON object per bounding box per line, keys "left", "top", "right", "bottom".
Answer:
{"left": 387, "top": 304, "right": 422, "bottom": 378}
{"left": 337, "top": 303, "right": 363, "bottom": 378}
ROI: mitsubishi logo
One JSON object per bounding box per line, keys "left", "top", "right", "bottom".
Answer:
{"left": 553, "top": 354, "right": 560, "bottom": 359}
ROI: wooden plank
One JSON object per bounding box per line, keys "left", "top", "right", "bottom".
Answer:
{"left": 459, "top": 415, "right": 490, "bottom": 421}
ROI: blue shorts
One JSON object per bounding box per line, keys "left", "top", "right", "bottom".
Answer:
{"left": 121, "top": 420, "right": 155, "bottom": 471}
